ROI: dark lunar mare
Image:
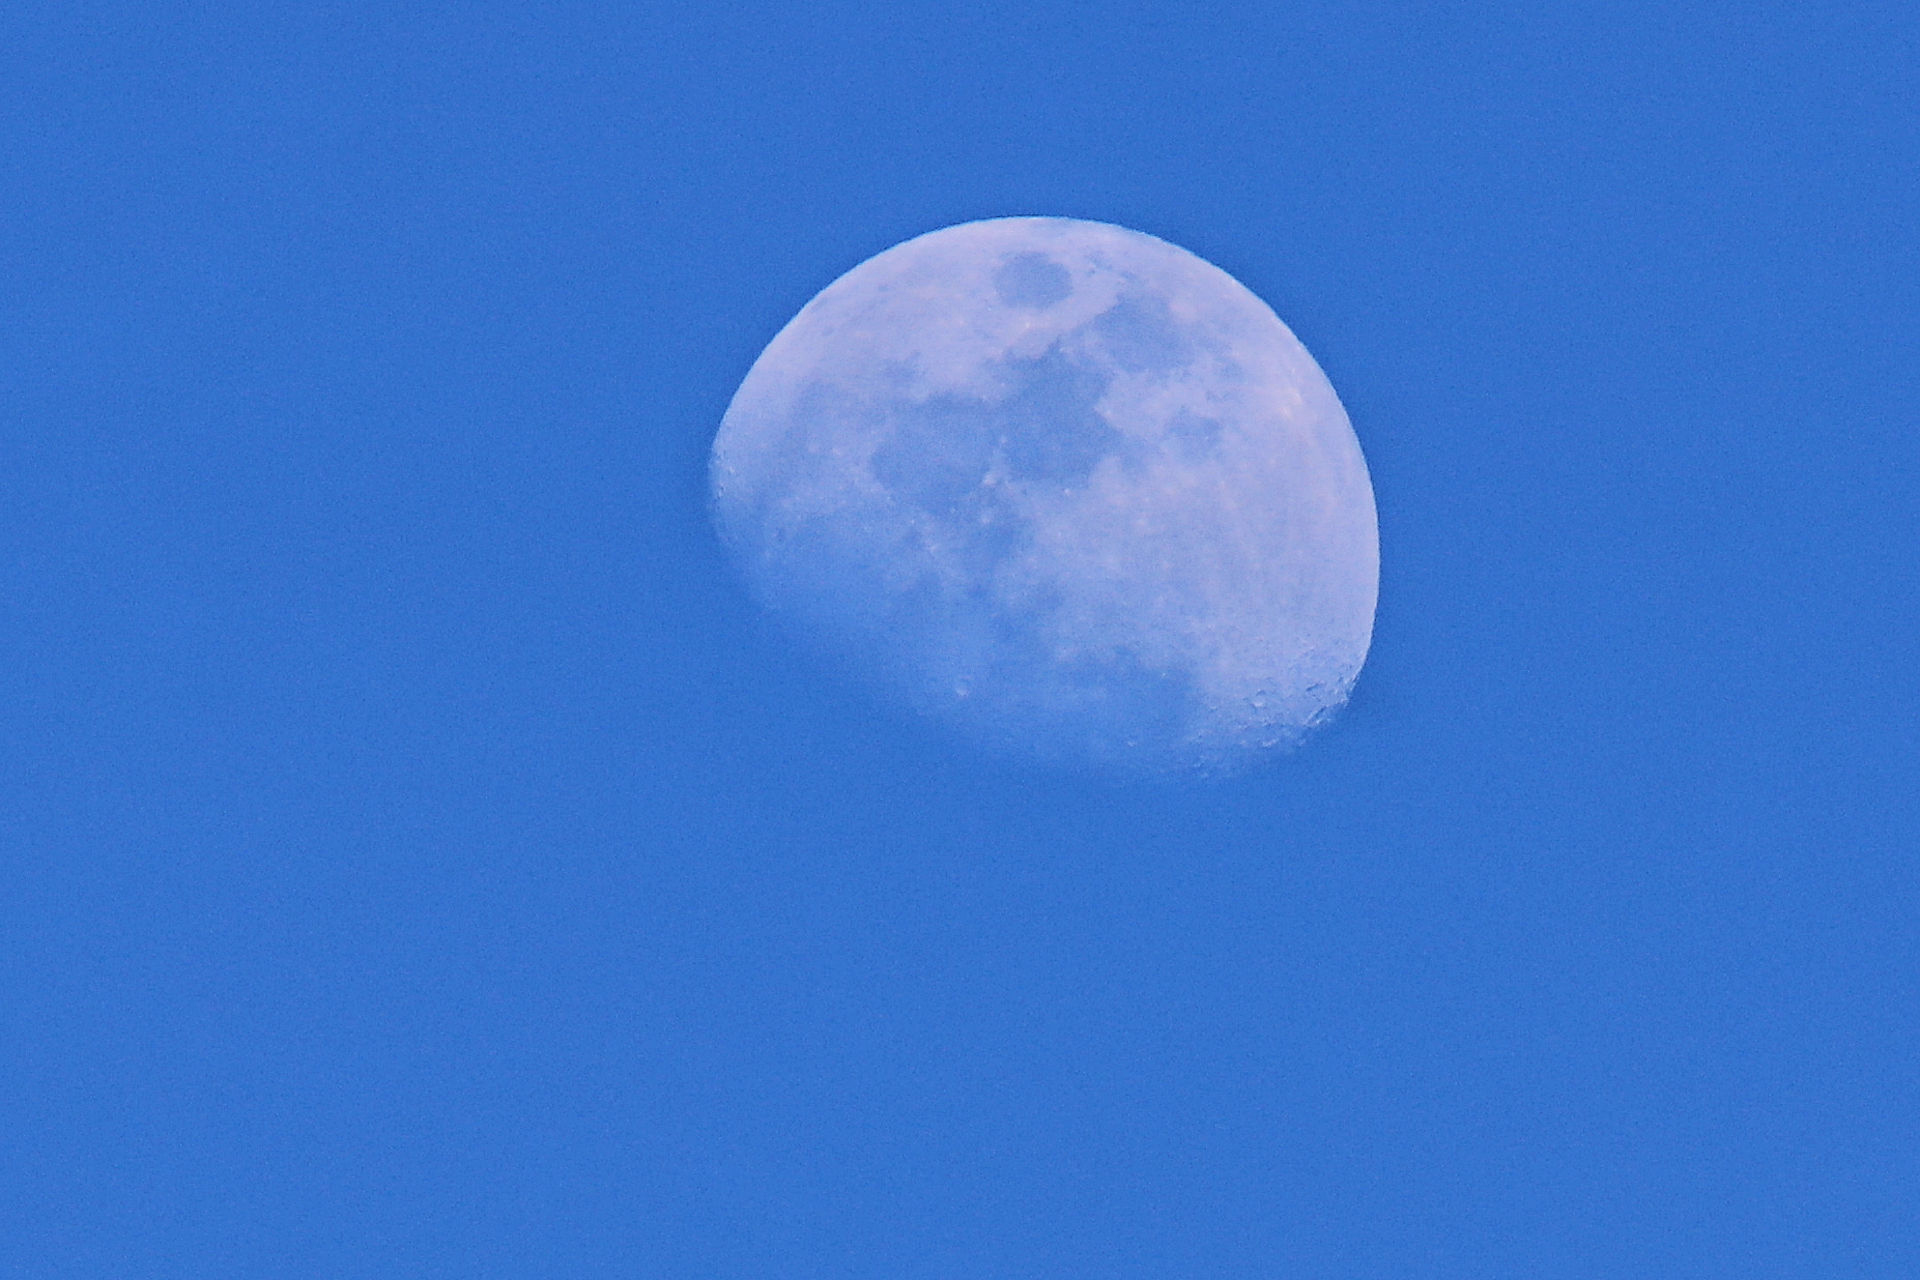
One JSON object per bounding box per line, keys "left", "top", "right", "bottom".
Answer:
{"left": 1091, "top": 290, "right": 1197, "bottom": 373}
{"left": 992, "top": 251, "right": 1072, "bottom": 308}
{"left": 864, "top": 342, "right": 1121, "bottom": 589}
{"left": 869, "top": 344, "right": 1120, "bottom": 503}
{"left": 729, "top": 335, "right": 1217, "bottom": 768}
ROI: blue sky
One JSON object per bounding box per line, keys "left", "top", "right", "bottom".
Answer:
{"left": 3, "top": 2, "right": 1915, "bottom": 1276}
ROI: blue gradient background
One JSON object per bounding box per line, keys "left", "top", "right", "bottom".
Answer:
{"left": 3, "top": 3, "right": 1915, "bottom": 1276}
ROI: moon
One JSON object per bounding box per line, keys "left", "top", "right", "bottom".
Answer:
{"left": 710, "top": 217, "right": 1378, "bottom": 773}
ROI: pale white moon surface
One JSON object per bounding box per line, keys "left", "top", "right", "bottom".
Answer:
{"left": 710, "top": 217, "right": 1378, "bottom": 772}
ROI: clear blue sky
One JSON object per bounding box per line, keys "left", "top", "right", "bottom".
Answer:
{"left": 4, "top": 3, "right": 1915, "bottom": 1275}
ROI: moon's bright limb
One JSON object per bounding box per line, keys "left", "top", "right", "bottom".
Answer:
{"left": 710, "top": 217, "right": 1378, "bottom": 772}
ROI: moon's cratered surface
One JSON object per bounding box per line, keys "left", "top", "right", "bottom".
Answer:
{"left": 710, "top": 217, "right": 1378, "bottom": 772}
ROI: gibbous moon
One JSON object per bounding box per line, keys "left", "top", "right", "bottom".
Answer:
{"left": 710, "top": 217, "right": 1378, "bottom": 773}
